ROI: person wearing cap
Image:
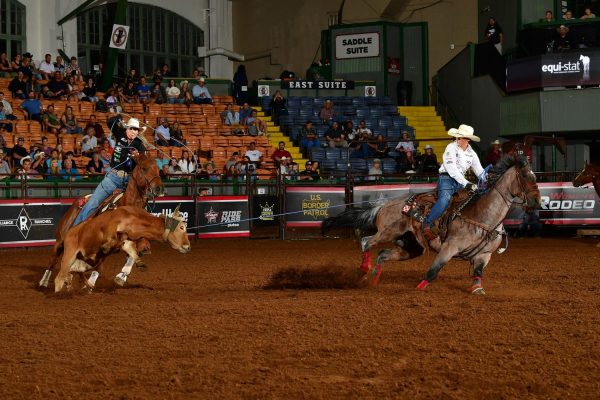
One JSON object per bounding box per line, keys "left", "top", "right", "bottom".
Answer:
{"left": 155, "top": 118, "right": 171, "bottom": 147}
{"left": 192, "top": 78, "right": 212, "bottom": 104}
{"left": 72, "top": 115, "right": 146, "bottom": 226}
{"left": 423, "top": 124, "right": 486, "bottom": 241}
{"left": 485, "top": 139, "right": 502, "bottom": 166}
{"left": 421, "top": 144, "right": 439, "bottom": 173}
{"left": 0, "top": 149, "right": 11, "bottom": 179}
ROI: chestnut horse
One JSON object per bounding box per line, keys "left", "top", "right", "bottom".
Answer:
{"left": 572, "top": 161, "right": 600, "bottom": 197}
{"left": 322, "top": 156, "right": 541, "bottom": 294}
{"left": 39, "top": 153, "right": 163, "bottom": 289}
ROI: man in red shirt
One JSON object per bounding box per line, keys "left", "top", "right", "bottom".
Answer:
{"left": 271, "top": 141, "right": 292, "bottom": 166}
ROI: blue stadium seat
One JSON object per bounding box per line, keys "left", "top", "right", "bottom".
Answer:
{"left": 309, "top": 148, "right": 325, "bottom": 161}
{"left": 356, "top": 107, "right": 370, "bottom": 118}
{"left": 313, "top": 98, "right": 325, "bottom": 107}
{"left": 325, "top": 148, "right": 342, "bottom": 159}
{"left": 382, "top": 159, "right": 397, "bottom": 173}
{"left": 350, "top": 159, "right": 368, "bottom": 172}
{"left": 352, "top": 97, "right": 366, "bottom": 107}
{"left": 382, "top": 96, "right": 394, "bottom": 105}
{"left": 336, "top": 161, "right": 349, "bottom": 171}
{"left": 287, "top": 97, "right": 300, "bottom": 107}
{"left": 322, "top": 159, "right": 337, "bottom": 171}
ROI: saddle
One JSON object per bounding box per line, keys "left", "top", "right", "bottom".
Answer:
{"left": 78, "top": 189, "right": 125, "bottom": 219}
{"left": 402, "top": 189, "right": 473, "bottom": 242}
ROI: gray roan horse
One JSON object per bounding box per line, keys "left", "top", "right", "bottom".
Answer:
{"left": 322, "top": 155, "right": 541, "bottom": 294}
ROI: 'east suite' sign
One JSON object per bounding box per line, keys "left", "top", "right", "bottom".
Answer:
{"left": 281, "top": 80, "right": 355, "bottom": 90}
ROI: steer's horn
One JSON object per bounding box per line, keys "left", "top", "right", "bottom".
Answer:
{"left": 173, "top": 204, "right": 181, "bottom": 217}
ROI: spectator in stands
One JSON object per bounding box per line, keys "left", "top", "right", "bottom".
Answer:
{"left": 554, "top": 25, "right": 574, "bottom": 52}
{"left": 246, "top": 110, "right": 266, "bottom": 136}
{"left": 82, "top": 78, "right": 99, "bottom": 102}
{"left": 106, "top": 89, "right": 121, "bottom": 113}
{"left": 343, "top": 120, "right": 357, "bottom": 141}
{"left": 325, "top": 121, "right": 348, "bottom": 148}
{"left": 155, "top": 118, "right": 172, "bottom": 147}
{"left": 125, "top": 68, "right": 139, "bottom": 86}
{"left": 20, "top": 90, "right": 42, "bottom": 122}
{"left": 239, "top": 102, "right": 253, "bottom": 125}
{"left": 0, "top": 150, "right": 10, "bottom": 178}
{"left": 60, "top": 158, "right": 80, "bottom": 181}
{"left": 224, "top": 152, "right": 240, "bottom": 178}
{"left": 581, "top": 7, "right": 596, "bottom": 19}
{"left": 123, "top": 81, "right": 138, "bottom": 103}
{"left": 288, "top": 162, "right": 299, "bottom": 180}
{"left": 81, "top": 127, "right": 98, "bottom": 157}
{"left": 159, "top": 163, "right": 170, "bottom": 179}
{"left": 45, "top": 148, "right": 62, "bottom": 169}
{"left": 66, "top": 75, "right": 82, "bottom": 101}
{"left": 484, "top": 17, "right": 503, "bottom": 55}
{"left": 0, "top": 92, "right": 15, "bottom": 120}
{"left": 47, "top": 71, "right": 69, "bottom": 100}
{"left": 166, "top": 79, "right": 181, "bottom": 104}
{"left": 136, "top": 76, "right": 151, "bottom": 106}
{"left": 170, "top": 121, "right": 185, "bottom": 146}
{"left": 0, "top": 136, "right": 10, "bottom": 158}
{"left": 47, "top": 158, "right": 61, "bottom": 179}
{"left": 357, "top": 120, "right": 373, "bottom": 139}
{"left": 61, "top": 106, "right": 81, "bottom": 134}
{"left": 192, "top": 78, "right": 212, "bottom": 104}
{"left": 320, "top": 99, "right": 337, "bottom": 125}
{"left": 303, "top": 160, "right": 321, "bottom": 181}
{"left": 517, "top": 207, "right": 542, "bottom": 238}
{"left": 99, "top": 139, "right": 113, "bottom": 157}
{"left": 152, "top": 68, "right": 163, "bottom": 84}
{"left": 18, "top": 156, "right": 42, "bottom": 179}
{"left": 221, "top": 104, "right": 240, "bottom": 125}
{"left": 178, "top": 150, "right": 197, "bottom": 174}
{"left": 0, "top": 103, "right": 12, "bottom": 133}
{"left": 271, "top": 141, "right": 292, "bottom": 166}
{"left": 270, "top": 90, "right": 287, "bottom": 125}
{"left": 485, "top": 139, "right": 502, "bottom": 166}
{"left": 42, "top": 104, "right": 61, "bottom": 133}
{"left": 278, "top": 156, "right": 289, "bottom": 176}
{"left": 53, "top": 56, "right": 65, "bottom": 74}
{"left": 300, "top": 120, "right": 320, "bottom": 150}
{"left": 39, "top": 85, "right": 53, "bottom": 100}
{"left": 41, "top": 137, "right": 53, "bottom": 156}
{"left": 368, "top": 134, "right": 390, "bottom": 158}
{"left": 8, "top": 71, "right": 28, "bottom": 99}
{"left": 368, "top": 159, "right": 383, "bottom": 181}
{"left": 0, "top": 53, "right": 11, "bottom": 76}
{"left": 179, "top": 81, "right": 193, "bottom": 104}
{"left": 395, "top": 131, "right": 416, "bottom": 172}
{"left": 18, "top": 55, "right": 39, "bottom": 84}
{"left": 65, "top": 57, "right": 83, "bottom": 82}
{"left": 244, "top": 142, "right": 263, "bottom": 167}
{"left": 161, "top": 63, "right": 172, "bottom": 78}
{"left": 233, "top": 65, "right": 248, "bottom": 105}
{"left": 31, "top": 151, "right": 47, "bottom": 174}
{"left": 85, "top": 114, "right": 105, "bottom": 139}
{"left": 420, "top": 145, "right": 439, "bottom": 173}
{"left": 542, "top": 10, "right": 553, "bottom": 22}
{"left": 87, "top": 151, "right": 104, "bottom": 175}
{"left": 38, "top": 54, "right": 55, "bottom": 81}
{"left": 167, "top": 157, "right": 183, "bottom": 177}
{"left": 151, "top": 83, "right": 166, "bottom": 104}
{"left": 10, "top": 53, "right": 22, "bottom": 73}
{"left": 563, "top": 10, "right": 574, "bottom": 20}
{"left": 204, "top": 161, "right": 221, "bottom": 181}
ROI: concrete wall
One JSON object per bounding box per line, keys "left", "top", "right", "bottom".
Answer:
{"left": 232, "top": 0, "right": 479, "bottom": 88}
{"left": 478, "top": 0, "right": 518, "bottom": 53}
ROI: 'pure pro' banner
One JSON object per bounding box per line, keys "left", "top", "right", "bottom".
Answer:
{"left": 335, "top": 32, "right": 380, "bottom": 59}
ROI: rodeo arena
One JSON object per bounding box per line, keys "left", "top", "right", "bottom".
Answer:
{"left": 2, "top": 0, "right": 600, "bottom": 398}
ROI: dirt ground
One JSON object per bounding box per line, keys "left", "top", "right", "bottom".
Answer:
{"left": 0, "top": 237, "right": 599, "bottom": 399}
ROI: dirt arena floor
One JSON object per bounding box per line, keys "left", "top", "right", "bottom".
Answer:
{"left": 1, "top": 236, "right": 599, "bottom": 399}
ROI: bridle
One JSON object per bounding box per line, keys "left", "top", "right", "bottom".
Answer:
{"left": 494, "top": 166, "right": 536, "bottom": 207}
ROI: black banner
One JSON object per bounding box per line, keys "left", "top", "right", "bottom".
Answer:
{"left": 252, "top": 195, "right": 280, "bottom": 227}
{"left": 197, "top": 196, "right": 250, "bottom": 238}
{"left": 0, "top": 199, "right": 68, "bottom": 247}
{"left": 285, "top": 187, "right": 345, "bottom": 227}
{"left": 281, "top": 80, "right": 355, "bottom": 90}
{"left": 507, "top": 49, "right": 600, "bottom": 92}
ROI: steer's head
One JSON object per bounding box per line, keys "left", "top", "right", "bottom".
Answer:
{"left": 163, "top": 204, "right": 191, "bottom": 253}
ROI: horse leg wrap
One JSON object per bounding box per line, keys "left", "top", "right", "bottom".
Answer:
{"left": 359, "top": 251, "right": 372, "bottom": 273}
{"left": 416, "top": 280, "right": 430, "bottom": 290}
{"left": 86, "top": 271, "right": 99, "bottom": 289}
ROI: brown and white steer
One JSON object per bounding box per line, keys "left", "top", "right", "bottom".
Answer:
{"left": 54, "top": 205, "right": 191, "bottom": 293}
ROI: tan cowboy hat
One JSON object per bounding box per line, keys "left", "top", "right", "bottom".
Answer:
{"left": 126, "top": 117, "right": 147, "bottom": 134}
{"left": 20, "top": 156, "right": 31, "bottom": 166}
{"left": 448, "top": 124, "right": 480, "bottom": 142}
{"left": 491, "top": 139, "right": 501, "bottom": 145}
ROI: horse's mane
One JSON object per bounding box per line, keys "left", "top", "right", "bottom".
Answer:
{"left": 485, "top": 154, "right": 529, "bottom": 189}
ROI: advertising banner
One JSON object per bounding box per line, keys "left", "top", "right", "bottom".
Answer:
{"left": 252, "top": 195, "right": 279, "bottom": 227}
{"left": 353, "top": 184, "right": 436, "bottom": 206}
{"left": 335, "top": 32, "right": 380, "bottom": 59}
{"left": 148, "top": 197, "right": 196, "bottom": 236}
{"left": 281, "top": 80, "right": 355, "bottom": 90}
{"left": 507, "top": 49, "right": 600, "bottom": 92}
{"left": 285, "top": 187, "right": 345, "bottom": 227}
{"left": 197, "top": 196, "right": 250, "bottom": 238}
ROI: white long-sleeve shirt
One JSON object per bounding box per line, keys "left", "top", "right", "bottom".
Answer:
{"left": 439, "top": 141, "right": 484, "bottom": 187}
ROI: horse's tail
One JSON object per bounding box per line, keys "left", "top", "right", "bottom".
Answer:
{"left": 321, "top": 204, "right": 383, "bottom": 236}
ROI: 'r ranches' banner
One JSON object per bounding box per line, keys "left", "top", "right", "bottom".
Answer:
{"left": 286, "top": 187, "right": 345, "bottom": 227}
{"left": 197, "top": 196, "right": 250, "bottom": 238}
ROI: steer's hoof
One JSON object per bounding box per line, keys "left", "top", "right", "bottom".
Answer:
{"left": 114, "top": 273, "right": 128, "bottom": 287}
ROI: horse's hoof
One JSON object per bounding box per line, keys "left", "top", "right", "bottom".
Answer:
{"left": 416, "top": 280, "right": 430, "bottom": 290}
{"left": 114, "top": 273, "right": 128, "bottom": 287}
{"left": 471, "top": 286, "right": 486, "bottom": 295}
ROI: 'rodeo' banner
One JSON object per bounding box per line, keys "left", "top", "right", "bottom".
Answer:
{"left": 281, "top": 80, "right": 355, "bottom": 90}
{"left": 197, "top": 196, "right": 250, "bottom": 238}
{"left": 286, "top": 187, "right": 345, "bottom": 227}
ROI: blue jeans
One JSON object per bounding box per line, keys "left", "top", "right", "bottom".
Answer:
{"left": 73, "top": 171, "right": 128, "bottom": 226}
{"left": 425, "top": 175, "right": 463, "bottom": 227}
{"left": 301, "top": 138, "right": 321, "bottom": 149}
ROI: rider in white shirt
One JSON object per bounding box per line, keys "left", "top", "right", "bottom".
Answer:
{"left": 423, "top": 124, "right": 485, "bottom": 241}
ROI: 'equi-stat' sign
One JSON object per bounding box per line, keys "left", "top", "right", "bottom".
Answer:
{"left": 335, "top": 32, "right": 380, "bottom": 59}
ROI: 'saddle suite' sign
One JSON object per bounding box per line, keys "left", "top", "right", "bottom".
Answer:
{"left": 335, "top": 32, "right": 380, "bottom": 59}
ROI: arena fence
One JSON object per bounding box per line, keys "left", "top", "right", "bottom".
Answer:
{"left": 0, "top": 171, "right": 597, "bottom": 247}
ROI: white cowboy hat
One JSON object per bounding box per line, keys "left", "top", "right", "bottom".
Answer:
{"left": 126, "top": 117, "right": 147, "bottom": 134}
{"left": 424, "top": 144, "right": 433, "bottom": 150}
{"left": 491, "top": 139, "right": 501, "bottom": 145}
{"left": 20, "top": 156, "right": 31, "bottom": 166}
{"left": 448, "top": 124, "right": 480, "bottom": 142}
